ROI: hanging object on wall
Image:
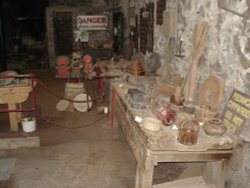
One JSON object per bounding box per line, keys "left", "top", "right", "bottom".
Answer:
{"left": 182, "top": 21, "right": 210, "bottom": 108}
{"left": 159, "top": 10, "right": 176, "bottom": 38}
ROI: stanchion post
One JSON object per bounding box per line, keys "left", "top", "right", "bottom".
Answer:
{"left": 111, "top": 87, "right": 115, "bottom": 139}
{"left": 31, "top": 73, "right": 39, "bottom": 136}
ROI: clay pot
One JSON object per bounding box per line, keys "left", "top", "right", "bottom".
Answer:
{"left": 203, "top": 119, "right": 227, "bottom": 137}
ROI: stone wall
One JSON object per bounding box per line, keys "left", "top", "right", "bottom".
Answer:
{"left": 171, "top": 1, "right": 250, "bottom": 187}
{"left": 124, "top": 0, "right": 250, "bottom": 188}
{"left": 175, "top": 4, "right": 250, "bottom": 187}
{"left": 175, "top": 0, "right": 250, "bottom": 108}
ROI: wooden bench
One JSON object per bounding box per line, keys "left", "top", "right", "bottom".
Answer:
{"left": 0, "top": 86, "right": 32, "bottom": 131}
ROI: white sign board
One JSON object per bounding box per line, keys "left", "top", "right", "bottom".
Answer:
{"left": 76, "top": 15, "right": 108, "bottom": 30}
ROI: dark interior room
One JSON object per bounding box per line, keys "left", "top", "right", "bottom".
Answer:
{"left": 0, "top": 0, "right": 249, "bottom": 188}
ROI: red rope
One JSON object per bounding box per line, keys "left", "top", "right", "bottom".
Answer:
{"left": 38, "top": 113, "right": 108, "bottom": 129}
{"left": 36, "top": 78, "right": 105, "bottom": 103}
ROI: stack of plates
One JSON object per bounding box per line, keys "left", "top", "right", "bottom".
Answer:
{"left": 127, "top": 60, "right": 145, "bottom": 76}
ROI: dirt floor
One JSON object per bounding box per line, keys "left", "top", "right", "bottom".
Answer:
{"left": 0, "top": 71, "right": 204, "bottom": 188}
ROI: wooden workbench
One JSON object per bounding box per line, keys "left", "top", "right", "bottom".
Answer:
{"left": 0, "top": 85, "right": 32, "bottom": 131}
{"left": 111, "top": 82, "right": 234, "bottom": 188}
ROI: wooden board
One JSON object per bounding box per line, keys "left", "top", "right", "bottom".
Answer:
{"left": 160, "top": 10, "right": 176, "bottom": 38}
{"left": 0, "top": 86, "right": 31, "bottom": 104}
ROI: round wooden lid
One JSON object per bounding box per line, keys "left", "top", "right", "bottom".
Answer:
{"left": 56, "top": 100, "right": 70, "bottom": 111}
{"left": 73, "top": 94, "right": 92, "bottom": 112}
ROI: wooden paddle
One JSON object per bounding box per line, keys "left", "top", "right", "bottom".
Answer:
{"left": 182, "top": 21, "right": 210, "bottom": 105}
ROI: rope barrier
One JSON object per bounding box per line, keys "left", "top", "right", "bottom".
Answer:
{"left": 36, "top": 78, "right": 106, "bottom": 103}
{"left": 34, "top": 78, "right": 108, "bottom": 129}
{"left": 38, "top": 113, "right": 108, "bottom": 129}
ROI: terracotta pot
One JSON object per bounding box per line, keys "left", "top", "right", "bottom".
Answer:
{"left": 203, "top": 118, "right": 227, "bottom": 137}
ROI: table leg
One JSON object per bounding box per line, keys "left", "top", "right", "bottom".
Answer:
{"left": 16, "top": 103, "right": 23, "bottom": 123}
{"left": 8, "top": 103, "right": 19, "bottom": 132}
{"left": 203, "top": 159, "right": 228, "bottom": 188}
{"left": 135, "top": 158, "right": 154, "bottom": 188}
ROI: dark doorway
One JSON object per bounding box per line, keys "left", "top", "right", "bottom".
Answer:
{"left": 53, "top": 12, "right": 73, "bottom": 56}
{"left": 113, "top": 11, "right": 123, "bottom": 55}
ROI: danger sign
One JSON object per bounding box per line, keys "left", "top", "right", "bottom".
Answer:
{"left": 76, "top": 15, "right": 108, "bottom": 30}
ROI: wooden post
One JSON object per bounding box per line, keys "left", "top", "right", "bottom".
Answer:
{"left": 135, "top": 157, "right": 154, "bottom": 188}
{"left": 8, "top": 103, "right": 18, "bottom": 132}
{"left": 16, "top": 103, "right": 23, "bottom": 123}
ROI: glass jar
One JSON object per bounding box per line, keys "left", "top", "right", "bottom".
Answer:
{"left": 177, "top": 119, "right": 200, "bottom": 145}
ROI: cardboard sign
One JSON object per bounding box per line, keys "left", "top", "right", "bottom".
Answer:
{"left": 76, "top": 15, "right": 108, "bottom": 30}
{"left": 221, "top": 89, "right": 250, "bottom": 134}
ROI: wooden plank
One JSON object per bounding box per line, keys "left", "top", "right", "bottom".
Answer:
{"left": 152, "top": 152, "right": 232, "bottom": 163}
{"left": 0, "top": 87, "right": 31, "bottom": 104}
{"left": 16, "top": 103, "right": 23, "bottom": 123}
{"left": 162, "top": 10, "right": 176, "bottom": 38}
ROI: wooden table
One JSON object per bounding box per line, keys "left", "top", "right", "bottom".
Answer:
{"left": 111, "top": 83, "right": 234, "bottom": 188}
{"left": 0, "top": 86, "right": 32, "bottom": 131}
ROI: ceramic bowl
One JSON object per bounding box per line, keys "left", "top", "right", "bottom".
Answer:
{"left": 203, "top": 119, "right": 227, "bottom": 136}
{"left": 142, "top": 117, "right": 162, "bottom": 131}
